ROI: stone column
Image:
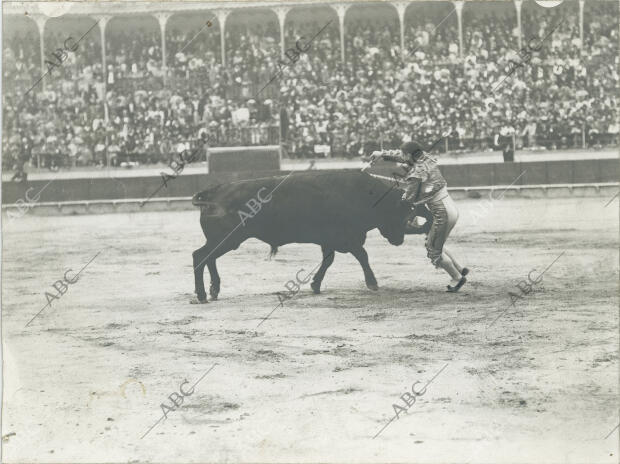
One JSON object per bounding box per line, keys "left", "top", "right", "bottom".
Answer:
{"left": 579, "top": 0, "right": 585, "bottom": 49}
{"left": 217, "top": 9, "right": 231, "bottom": 65}
{"left": 154, "top": 12, "right": 172, "bottom": 85}
{"left": 33, "top": 15, "right": 48, "bottom": 90}
{"left": 453, "top": 0, "right": 464, "bottom": 59}
{"left": 274, "top": 6, "right": 290, "bottom": 59}
{"left": 393, "top": 2, "right": 409, "bottom": 57}
{"left": 92, "top": 16, "right": 111, "bottom": 87}
{"left": 92, "top": 15, "right": 111, "bottom": 165}
{"left": 514, "top": 0, "right": 523, "bottom": 50}
{"left": 332, "top": 4, "right": 350, "bottom": 63}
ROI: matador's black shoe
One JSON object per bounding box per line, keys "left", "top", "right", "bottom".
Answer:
{"left": 446, "top": 276, "right": 467, "bottom": 293}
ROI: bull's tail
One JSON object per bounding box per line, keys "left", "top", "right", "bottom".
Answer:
{"left": 269, "top": 245, "right": 279, "bottom": 259}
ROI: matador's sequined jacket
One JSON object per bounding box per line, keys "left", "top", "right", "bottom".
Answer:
{"left": 380, "top": 150, "right": 447, "bottom": 205}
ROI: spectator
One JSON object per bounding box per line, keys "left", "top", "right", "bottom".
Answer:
{"left": 2, "top": 3, "right": 618, "bottom": 169}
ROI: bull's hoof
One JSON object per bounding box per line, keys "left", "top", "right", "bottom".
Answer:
{"left": 209, "top": 285, "right": 219, "bottom": 300}
{"left": 190, "top": 295, "right": 208, "bottom": 304}
{"left": 310, "top": 281, "right": 321, "bottom": 294}
{"left": 366, "top": 282, "right": 379, "bottom": 291}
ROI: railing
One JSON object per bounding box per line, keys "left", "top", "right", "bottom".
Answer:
{"left": 166, "top": 70, "right": 281, "bottom": 101}
{"left": 283, "top": 131, "right": 619, "bottom": 159}
{"left": 430, "top": 132, "right": 618, "bottom": 155}
{"left": 112, "top": 75, "right": 165, "bottom": 92}
{"left": 3, "top": 127, "right": 618, "bottom": 174}
{"left": 209, "top": 124, "right": 280, "bottom": 146}
{"left": 2, "top": 124, "right": 281, "bottom": 170}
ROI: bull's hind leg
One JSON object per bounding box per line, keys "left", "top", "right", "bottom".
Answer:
{"left": 310, "top": 246, "right": 335, "bottom": 294}
{"left": 192, "top": 239, "right": 238, "bottom": 303}
{"left": 192, "top": 243, "right": 210, "bottom": 303}
{"left": 351, "top": 246, "right": 378, "bottom": 291}
{"left": 203, "top": 238, "right": 244, "bottom": 301}
{"left": 206, "top": 258, "right": 220, "bottom": 300}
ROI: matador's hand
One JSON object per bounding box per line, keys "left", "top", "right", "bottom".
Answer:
{"left": 370, "top": 150, "right": 383, "bottom": 161}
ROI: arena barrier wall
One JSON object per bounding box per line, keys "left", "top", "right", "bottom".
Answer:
{"left": 2, "top": 158, "right": 618, "bottom": 206}
{"left": 208, "top": 145, "right": 280, "bottom": 173}
{"left": 3, "top": 183, "right": 617, "bottom": 217}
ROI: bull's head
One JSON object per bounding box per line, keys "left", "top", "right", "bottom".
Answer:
{"left": 192, "top": 190, "right": 227, "bottom": 216}
{"left": 376, "top": 189, "right": 432, "bottom": 245}
{"left": 376, "top": 188, "right": 410, "bottom": 245}
{"left": 192, "top": 191, "right": 208, "bottom": 206}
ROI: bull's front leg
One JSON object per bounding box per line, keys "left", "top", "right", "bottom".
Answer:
{"left": 311, "top": 246, "right": 335, "bottom": 294}
{"left": 350, "top": 246, "right": 378, "bottom": 291}
{"left": 192, "top": 245, "right": 209, "bottom": 304}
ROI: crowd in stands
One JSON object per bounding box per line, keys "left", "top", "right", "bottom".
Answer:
{"left": 2, "top": 1, "right": 618, "bottom": 171}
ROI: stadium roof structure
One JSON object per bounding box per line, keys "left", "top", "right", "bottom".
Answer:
{"left": 5, "top": 0, "right": 517, "bottom": 18}
{"left": 4, "top": 0, "right": 593, "bottom": 89}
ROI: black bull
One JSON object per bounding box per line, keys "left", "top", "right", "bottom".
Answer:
{"left": 191, "top": 170, "right": 433, "bottom": 303}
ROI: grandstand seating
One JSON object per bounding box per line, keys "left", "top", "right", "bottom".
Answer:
{"left": 2, "top": 1, "right": 618, "bottom": 171}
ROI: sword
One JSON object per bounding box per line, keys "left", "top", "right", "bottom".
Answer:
{"left": 361, "top": 151, "right": 382, "bottom": 172}
{"left": 361, "top": 159, "right": 376, "bottom": 172}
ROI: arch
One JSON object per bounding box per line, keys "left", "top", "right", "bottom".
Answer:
{"left": 3, "top": 16, "right": 41, "bottom": 92}
{"left": 403, "top": 1, "right": 457, "bottom": 60}
{"left": 105, "top": 15, "right": 160, "bottom": 80}
{"left": 462, "top": 1, "right": 518, "bottom": 62}
{"left": 521, "top": 0, "right": 579, "bottom": 54}
{"left": 583, "top": 0, "right": 619, "bottom": 52}
{"left": 224, "top": 8, "right": 280, "bottom": 100}
{"left": 283, "top": 7, "right": 339, "bottom": 81}
{"left": 166, "top": 11, "right": 219, "bottom": 82}
{"left": 43, "top": 16, "right": 102, "bottom": 82}
{"left": 343, "top": 2, "right": 400, "bottom": 69}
